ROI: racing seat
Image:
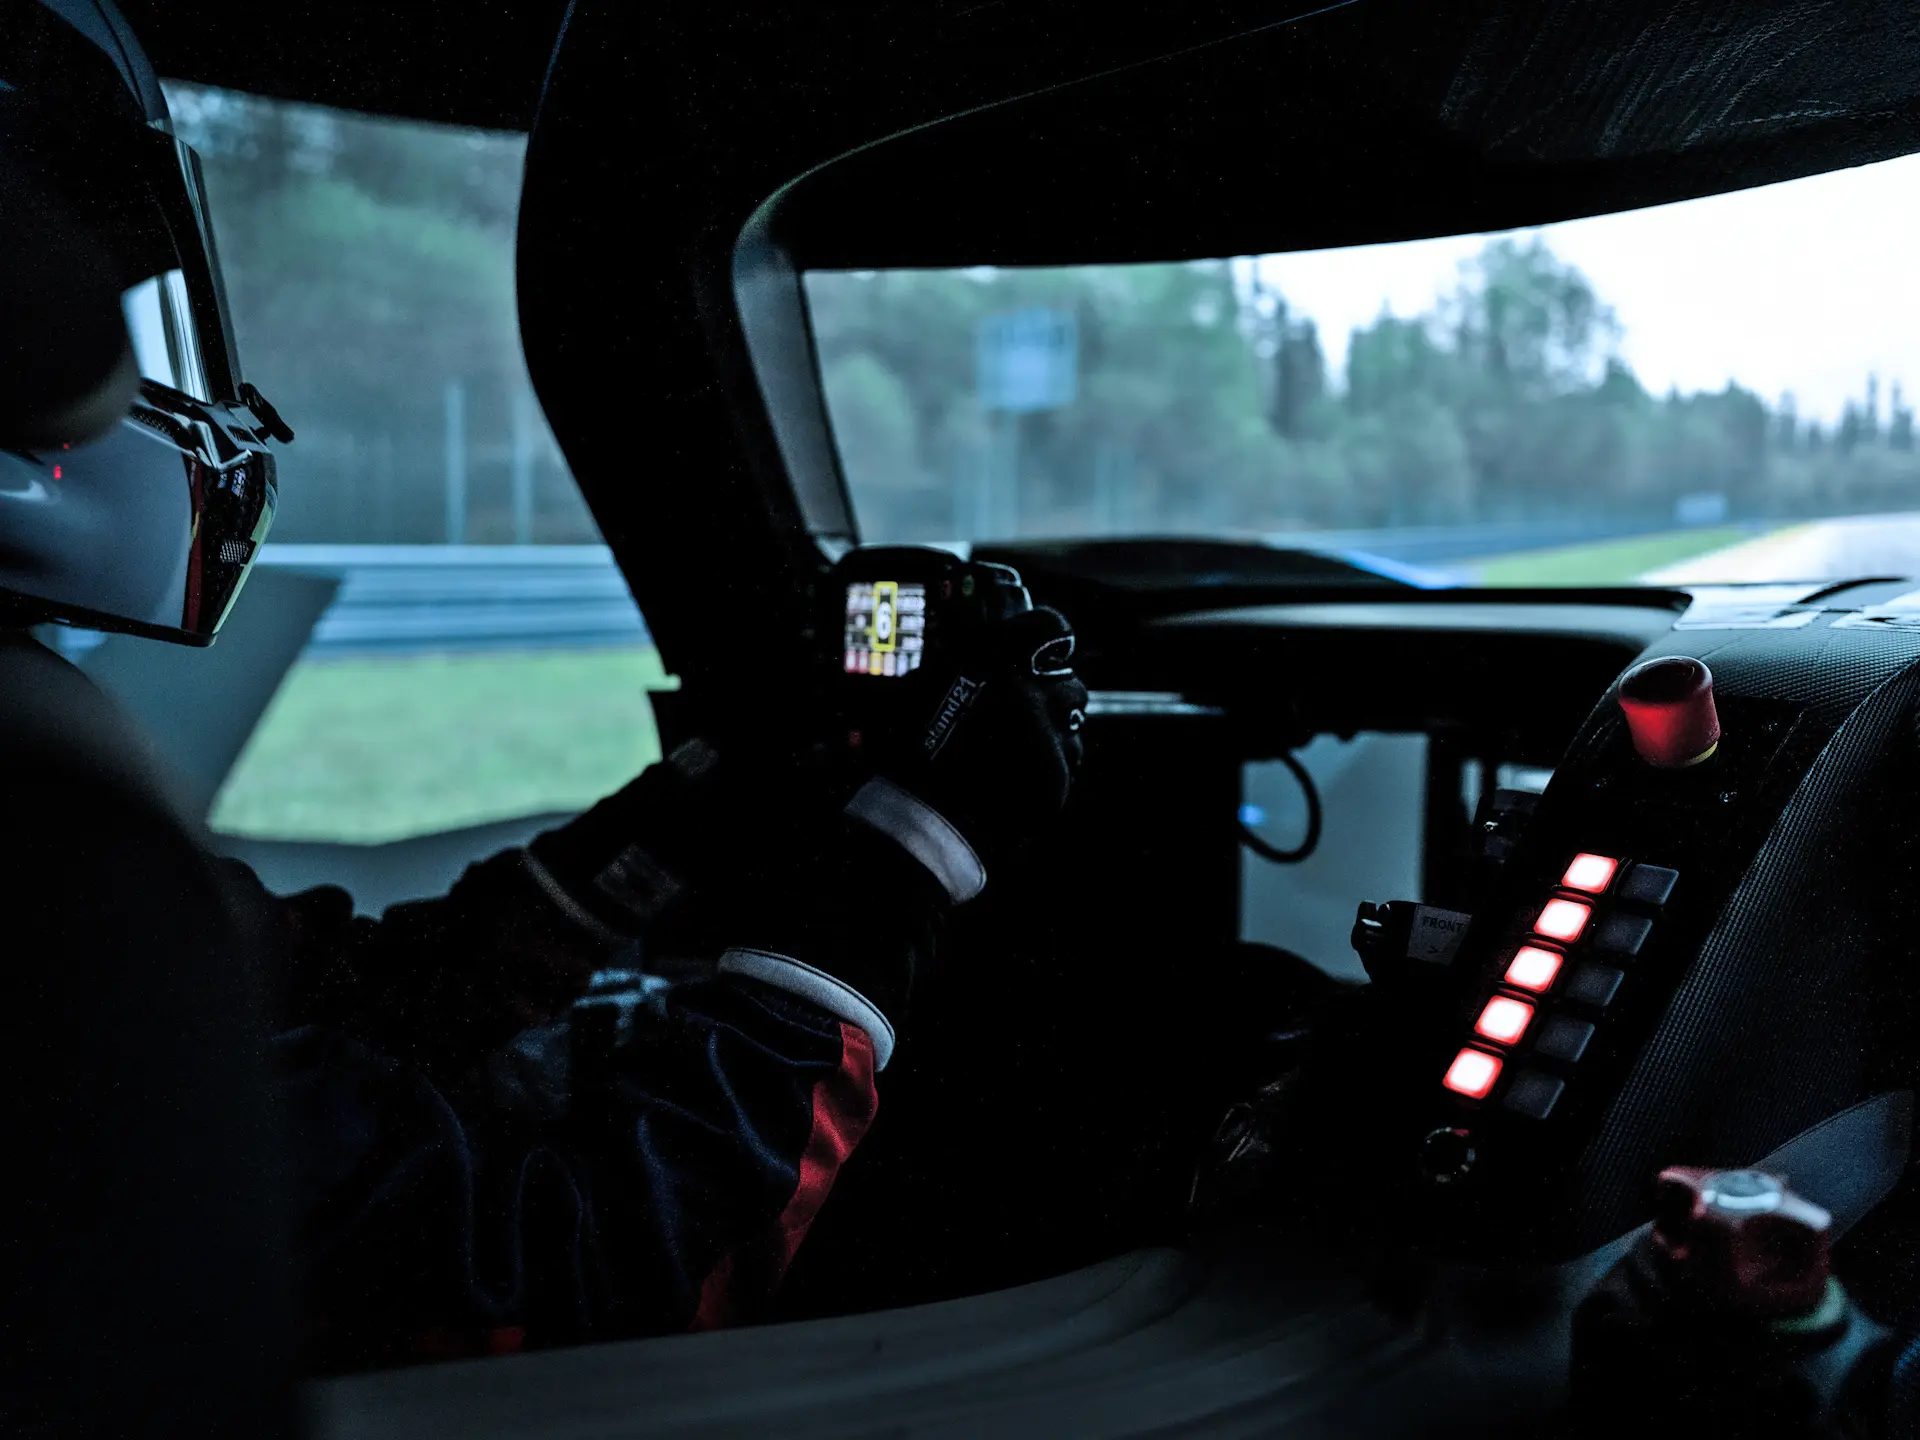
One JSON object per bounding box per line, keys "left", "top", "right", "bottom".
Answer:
{"left": 0, "top": 634, "right": 297, "bottom": 1437}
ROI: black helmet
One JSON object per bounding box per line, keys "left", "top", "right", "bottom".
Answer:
{"left": 0, "top": 0, "right": 291, "bottom": 645}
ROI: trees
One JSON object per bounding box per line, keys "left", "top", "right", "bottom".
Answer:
{"left": 808, "top": 260, "right": 1293, "bottom": 538}
{"left": 812, "top": 232, "right": 1920, "bottom": 543}
{"left": 168, "top": 84, "right": 593, "bottom": 544}
{"left": 1443, "top": 237, "right": 1619, "bottom": 401}
{"left": 1892, "top": 384, "right": 1916, "bottom": 453}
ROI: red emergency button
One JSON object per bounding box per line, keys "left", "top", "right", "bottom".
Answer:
{"left": 1562, "top": 853, "right": 1619, "bottom": 894}
{"left": 1443, "top": 1047, "right": 1503, "bottom": 1099}
{"left": 1475, "top": 995, "right": 1535, "bottom": 1045}
{"left": 1535, "top": 898, "right": 1592, "bottom": 944}
{"left": 1618, "top": 656, "right": 1721, "bottom": 768}
{"left": 1504, "top": 945, "right": 1564, "bottom": 994}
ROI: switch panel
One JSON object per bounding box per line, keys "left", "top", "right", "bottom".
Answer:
{"left": 1399, "top": 673, "right": 1842, "bottom": 1268}
{"left": 1439, "top": 849, "right": 1674, "bottom": 1138}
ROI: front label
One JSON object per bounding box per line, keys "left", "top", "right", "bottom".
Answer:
{"left": 1409, "top": 905, "right": 1472, "bottom": 965}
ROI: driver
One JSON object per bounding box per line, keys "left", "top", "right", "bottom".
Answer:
{"left": 0, "top": 0, "right": 1086, "bottom": 1376}
{"left": 267, "top": 627, "right": 1082, "bottom": 1369}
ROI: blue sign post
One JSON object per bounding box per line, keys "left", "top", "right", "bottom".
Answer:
{"left": 974, "top": 308, "right": 1078, "bottom": 536}
{"left": 976, "top": 307, "right": 1079, "bottom": 413}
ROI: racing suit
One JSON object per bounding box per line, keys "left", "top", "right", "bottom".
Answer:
{"left": 256, "top": 614, "right": 1086, "bottom": 1372}
{"left": 249, "top": 746, "right": 932, "bottom": 1369}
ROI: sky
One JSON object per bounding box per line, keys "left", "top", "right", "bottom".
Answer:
{"left": 1253, "top": 150, "right": 1920, "bottom": 426}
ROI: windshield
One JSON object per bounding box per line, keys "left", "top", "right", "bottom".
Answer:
{"left": 808, "top": 151, "right": 1920, "bottom": 588}
{"left": 65, "top": 84, "right": 680, "bottom": 851}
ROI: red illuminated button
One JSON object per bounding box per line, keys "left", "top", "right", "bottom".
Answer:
{"left": 1444, "top": 1047, "right": 1503, "bottom": 1099}
{"left": 1475, "top": 995, "right": 1536, "bottom": 1045}
{"left": 1562, "top": 853, "right": 1619, "bottom": 895}
{"left": 1505, "top": 946, "right": 1565, "bottom": 994}
{"left": 1535, "top": 898, "right": 1593, "bottom": 944}
{"left": 1618, "top": 656, "right": 1721, "bottom": 768}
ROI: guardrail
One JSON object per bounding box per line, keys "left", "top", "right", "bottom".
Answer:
{"left": 257, "top": 544, "right": 650, "bottom": 656}
{"left": 256, "top": 522, "right": 1717, "bottom": 658}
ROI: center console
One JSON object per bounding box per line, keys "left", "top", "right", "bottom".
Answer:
{"left": 1361, "top": 606, "right": 1920, "bottom": 1259}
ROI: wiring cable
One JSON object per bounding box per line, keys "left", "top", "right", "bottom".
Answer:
{"left": 1237, "top": 750, "right": 1322, "bottom": 864}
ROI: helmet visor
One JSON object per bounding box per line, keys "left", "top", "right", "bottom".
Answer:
{"left": 0, "top": 3, "right": 286, "bottom": 643}
{"left": 0, "top": 381, "right": 277, "bottom": 644}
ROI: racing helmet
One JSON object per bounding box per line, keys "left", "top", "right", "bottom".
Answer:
{"left": 0, "top": 0, "right": 291, "bottom": 645}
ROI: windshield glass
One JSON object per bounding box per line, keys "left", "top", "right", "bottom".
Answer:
{"left": 64, "top": 85, "right": 679, "bottom": 851}
{"left": 808, "top": 151, "right": 1920, "bottom": 587}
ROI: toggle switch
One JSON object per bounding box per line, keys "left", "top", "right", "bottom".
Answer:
{"left": 1534, "top": 898, "right": 1592, "bottom": 944}
{"left": 1562, "top": 853, "right": 1619, "bottom": 895}
{"left": 1505, "top": 945, "right": 1564, "bottom": 994}
{"left": 1475, "top": 995, "right": 1536, "bottom": 1045}
{"left": 1443, "top": 1047, "right": 1503, "bottom": 1099}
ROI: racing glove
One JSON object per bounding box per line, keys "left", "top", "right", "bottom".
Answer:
{"left": 870, "top": 601, "right": 1088, "bottom": 880}
{"left": 521, "top": 602, "right": 1088, "bottom": 1065}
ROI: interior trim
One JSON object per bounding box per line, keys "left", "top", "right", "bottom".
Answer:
{"left": 732, "top": 208, "right": 856, "bottom": 545}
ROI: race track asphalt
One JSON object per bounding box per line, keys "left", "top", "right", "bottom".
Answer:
{"left": 1643, "top": 512, "right": 1920, "bottom": 585}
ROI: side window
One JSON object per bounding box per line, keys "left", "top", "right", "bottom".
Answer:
{"left": 64, "top": 86, "right": 673, "bottom": 872}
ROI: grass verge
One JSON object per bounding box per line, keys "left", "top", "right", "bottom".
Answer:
{"left": 1467, "top": 525, "right": 1755, "bottom": 587}
{"left": 210, "top": 646, "right": 673, "bottom": 844}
